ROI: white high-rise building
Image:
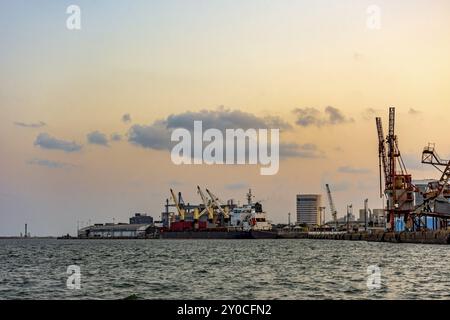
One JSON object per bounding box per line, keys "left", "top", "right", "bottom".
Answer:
{"left": 296, "top": 194, "right": 321, "bottom": 226}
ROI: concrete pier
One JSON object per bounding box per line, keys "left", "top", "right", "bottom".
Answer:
{"left": 277, "top": 230, "right": 450, "bottom": 245}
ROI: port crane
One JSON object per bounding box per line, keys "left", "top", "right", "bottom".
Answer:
{"left": 417, "top": 144, "right": 450, "bottom": 228}
{"left": 376, "top": 117, "right": 390, "bottom": 197}
{"left": 196, "top": 186, "right": 215, "bottom": 223}
{"left": 421, "top": 144, "right": 450, "bottom": 201}
{"left": 206, "top": 188, "right": 230, "bottom": 222}
{"left": 376, "top": 107, "right": 417, "bottom": 231}
{"left": 325, "top": 184, "right": 338, "bottom": 230}
{"left": 170, "top": 189, "right": 186, "bottom": 222}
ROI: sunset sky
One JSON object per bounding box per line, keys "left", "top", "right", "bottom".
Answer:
{"left": 1, "top": 0, "right": 450, "bottom": 236}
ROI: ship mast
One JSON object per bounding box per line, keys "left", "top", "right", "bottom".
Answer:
{"left": 246, "top": 189, "right": 254, "bottom": 205}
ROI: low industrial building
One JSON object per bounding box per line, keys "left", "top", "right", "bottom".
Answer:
{"left": 78, "top": 213, "right": 157, "bottom": 239}
{"left": 78, "top": 223, "right": 155, "bottom": 238}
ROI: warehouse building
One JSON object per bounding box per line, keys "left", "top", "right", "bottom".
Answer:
{"left": 77, "top": 213, "right": 157, "bottom": 238}
{"left": 78, "top": 223, "right": 154, "bottom": 238}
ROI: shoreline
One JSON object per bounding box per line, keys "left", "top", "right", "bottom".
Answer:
{"left": 278, "top": 230, "right": 450, "bottom": 245}
{"left": 3, "top": 230, "right": 450, "bottom": 245}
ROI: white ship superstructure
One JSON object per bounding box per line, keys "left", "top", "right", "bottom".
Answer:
{"left": 230, "top": 189, "right": 273, "bottom": 231}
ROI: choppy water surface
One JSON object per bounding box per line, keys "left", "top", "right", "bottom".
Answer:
{"left": 1, "top": 239, "right": 450, "bottom": 300}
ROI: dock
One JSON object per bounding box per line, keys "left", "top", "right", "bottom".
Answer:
{"left": 277, "top": 230, "right": 450, "bottom": 245}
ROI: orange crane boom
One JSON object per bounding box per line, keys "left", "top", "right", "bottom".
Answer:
{"left": 170, "top": 188, "right": 185, "bottom": 221}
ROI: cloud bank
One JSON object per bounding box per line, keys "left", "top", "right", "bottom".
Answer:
{"left": 27, "top": 158, "right": 74, "bottom": 169}
{"left": 14, "top": 121, "right": 46, "bottom": 128}
{"left": 293, "top": 106, "right": 353, "bottom": 127}
{"left": 225, "top": 183, "right": 249, "bottom": 190}
{"left": 128, "top": 107, "right": 292, "bottom": 151}
{"left": 122, "top": 113, "right": 132, "bottom": 123}
{"left": 165, "top": 107, "right": 291, "bottom": 131}
{"left": 34, "top": 133, "right": 82, "bottom": 153}
{"left": 408, "top": 108, "right": 421, "bottom": 115}
{"left": 128, "top": 120, "right": 169, "bottom": 150}
{"left": 111, "top": 133, "right": 122, "bottom": 141}
{"left": 338, "top": 166, "right": 371, "bottom": 174}
{"left": 279, "top": 143, "right": 325, "bottom": 159}
{"left": 87, "top": 131, "right": 109, "bottom": 146}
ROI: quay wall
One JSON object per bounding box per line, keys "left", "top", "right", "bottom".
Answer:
{"left": 277, "top": 230, "right": 450, "bottom": 244}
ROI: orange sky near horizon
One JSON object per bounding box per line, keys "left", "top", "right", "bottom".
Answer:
{"left": 1, "top": 0, "right": 449, "bottom": 235}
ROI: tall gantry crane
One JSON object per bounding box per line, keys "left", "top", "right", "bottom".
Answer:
{"left": 376, "top": 107, "right": 415, "bottom": 231}
{"left": 206, "top": 188, "right": 230, "bottom": 222}
{"left": 197, "top": 186, "right": 215, "bottom": 223}
{"left": 325, "top": 184, "right": 338, "bottom": 230}
{"left": 170, "top": 188, "right": 185, "bottom": 222}
{"left": 376, "top": 117, "right": 390, "bottom": 196}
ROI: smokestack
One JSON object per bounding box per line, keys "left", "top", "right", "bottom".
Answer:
{"left": 25, "top": 224, "right": 27, "bottom": 238}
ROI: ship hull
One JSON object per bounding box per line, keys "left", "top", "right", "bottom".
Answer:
{"left": 159, "top": 229, "right": 278, "bottom": 239}
{"left": 160, "top": 230, "right": 252, "bottom": 239}
{"left": 250, "top": 230, "right": 278, "bottom": 239}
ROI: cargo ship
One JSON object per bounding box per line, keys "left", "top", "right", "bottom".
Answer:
{"left": 159, "top": 188, "right": 278, "bottom": 239}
